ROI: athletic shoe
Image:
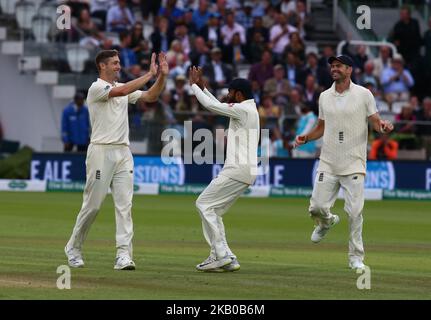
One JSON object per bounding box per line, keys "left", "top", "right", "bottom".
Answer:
{"left": 196, "top": 255, "right": 233, "bottom": 271}
{"left": 349, "top": 259, "right": 366, "bottom": 271}
{"left": 64, "top": 245, "right": 84, "bottom": 268}
{"left": 220, "top": 258, "right": 240, "bottom": 272}
{"left": 114, "top": 256, "right": 136, "bottom": 270}
{"left": 311, "top": 215, "right": 340, "bottom": 243}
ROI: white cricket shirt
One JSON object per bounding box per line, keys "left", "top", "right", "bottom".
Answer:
{"left": 318, "top": 81, "right": 377, "bottom": 175}
{"left": 191, "top": 84, "right": 260, "bottom": 185}
{"left": 86, "top": 78, "right": 142, "bottom": 145}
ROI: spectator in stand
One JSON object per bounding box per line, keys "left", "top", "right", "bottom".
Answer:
{"left": 202, "top": 47, "right": 233, "bottom": 90}
{"left": 170, "top": 74, "right": 191, "bottom": 114}
{"left": 235, "top": 1, "right": 254, "bottom": 30}
{"left": 263, "top": 64, "right": 291, "bottom": 107}
{"left": 200, "top": 13, "right": 223, "bottom": 49}
{"left": 224, "top": 32, "right": 247, "bottom": 65}
{"left": 353, "top": 45, "right": 368, "bottom": 73}
{"left": 77, "top": 8, "right": 97, "bottom": 37}
{"left": 417, "top": 97, "right": 431, "bottom": 158}
{"left": 166, "top": 40, "right": 189, "bottom": 75}
{"left": 372, "top": 45, "right": 393, "bottom": 79}
{"left": 140, "top": 0, "right": 161, "bottom": 21}
{"left": 151, "top": 17, "right": 173, "bottom": 54}
{"left": 284, "top": 51, "right": 302, "bottom": 87}
{"left": 182, "top": 8, "right": 198, "bottom": 36}
{"left": 158, "top": 0, "right": 185, "bottom": 25}
{"left": 284, "top": 31, "right": 305, "bottom": 63}
{"left": 295, "top": 0, "right": 314, "bottom": 39}
{"left": 189, "top": 36, "right": 210, "bottom": 67}
{"left": 192, "top": 0, "right": 211, "bottom": 32}
{"left": 118, "top": 31, "right": 137, "bottom": 69}
{"left": 130, "top": 22, "right": 145, "bottom": 53}
{"left": 270, "top": 13, "right": 298, "bottom": 62}
{"left": 368, "top": 134, "right": 399, "bottom": 160}
{"left": 284, "top": 87, "right": 304, "bottom": 117}
{"left": 291, "top": 103, "right": 317, "bottom": 158}
{"left": 174, "top": 22, "right": 192, "bottom": 56}
{"left": 247, "top": 29, "right": 266, "bottom": 64}
{"left": 280, "top": 0, "right": 297, "bottom": 16}
{"left": 303, "top": 74, "right": 320, "bottom": 115}
{"left": 318, "top": 45, "right": 335, "bottom": 68}
{"left": 248, "top": 49, "right": 274, "bottom": 88}
{"left": 135, "top": 39, "right": 152, "bottom": 70}
{"left": 258, "top": 95, "right": 282, "bottom": 129}
{"left": 359, "top": 60, "right": 379, "bottom": 89}
{"left": 301, "top": 52, "right": 329, "bottom": 88}
{"left": 381, "top": 54, "right": 414, "bottom": 104}
{"left": 106, "top": 0, "right": 135, "bottom": 33}
{"left": 395, "top": 105, "right": 417, "bottom": 135}
{"left": 251, "top": 80, "right": 262, "bottom": 106}
{"left": 61, "top": 92, "right": 90, "bottom": 152}
{"left": 424, "top": 17, "right": 431, "bottom": 94}
{"left": 90, "top": 0, "right": 114, "bottom": 30}
{"left": 262, "top": 4, "right": 278, "bottom": 29}
{"left": 220, "top": 10, "right": 246, "bottom": 47}
{"left": 270, "top": 126, "right": 290, "bottom": 157}
{"left": 389, "top": 5, "right": 422, "bottom": 67}
{"left": 247, "top": 16, "right": 269, "bottom": 44}
{"left": 409, "top": 95, "right": 422, "bottom": 118}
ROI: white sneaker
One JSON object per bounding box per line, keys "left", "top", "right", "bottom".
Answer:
{"left": 114, "top": 256, "right": 136, "bottom": 270}
{"left": 349, "top": 260, "right": 366, "bottom": 271}
{"left": 196, "top": 255, "right": 233, "bottom": 272}
{"left": 64, "top": 246, "right": 84, "bottom": 268}
{"left": 311, "top": 215, "right": 340, "bottom": 243}
{"left": 220, "top": 258, "right": 240, "bottom": 272}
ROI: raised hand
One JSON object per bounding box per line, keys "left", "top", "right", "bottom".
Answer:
{"left": 196, "top": 67, "right": 207, "bottom": 89}
{"left": 189, "top": 66, "right": 200, "bottom": 86}
{"left": 149, "top": 52, "right": 158, "bottom": 77}
{"left": 158, "top": 52, "right": 169, "bottom": 76}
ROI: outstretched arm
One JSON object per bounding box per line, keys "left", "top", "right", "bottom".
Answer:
{"left": 294, "top": 119, "right": 325, "bottom": 147}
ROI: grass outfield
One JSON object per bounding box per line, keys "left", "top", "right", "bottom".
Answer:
{"left": 0, "top": 192, "right": 430, "bottom": 300}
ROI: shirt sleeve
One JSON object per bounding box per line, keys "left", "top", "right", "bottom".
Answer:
{"left": 128, "top": 90, "right": 143, "bottom": 104}
{"left": 318, "top": 94, "right": 324, "bottom": 120}
{"left": 366, "top": 89, "right": 378, "bottom": 117}
{"left": 191, "top": 84, "right": 242, "bottom": 119}
{"left": 88, "top": 82, "right": 112, "bottom": 103}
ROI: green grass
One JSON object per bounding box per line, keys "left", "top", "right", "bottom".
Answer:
{"left": 0, "top": 192, "right": 430, "bottom": 299}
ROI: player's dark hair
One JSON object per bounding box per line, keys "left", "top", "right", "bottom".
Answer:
{"left": 95, "top": 50, "right": 119, "bottom": 71}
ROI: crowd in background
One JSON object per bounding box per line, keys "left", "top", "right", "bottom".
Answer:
{"left": 53, "top": 0, "right": 431, "bottom": 159}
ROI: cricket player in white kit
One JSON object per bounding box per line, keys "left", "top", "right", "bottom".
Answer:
{"left": 65, "top": 50, "right": 168, "bottom": 270}
{"left": 189, "top": 67, "right": 260, "bottom": 272}
{"left": 295, "top": 55, "right": 394, "bottom": 270}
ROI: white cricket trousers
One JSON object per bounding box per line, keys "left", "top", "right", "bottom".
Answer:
{"left": 195, "top": 175, "right": 249, "bottom": 260}
{"left": 309, "top": 171, "right": 365, "bottom": 263}
{"left": 67, "top": 144, "right": 134, "bottom": 258}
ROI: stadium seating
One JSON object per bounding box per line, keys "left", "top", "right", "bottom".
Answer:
{"left": 66, "top": 44, "right": 90, "bottom": 73}
{"left": 32, "top": 16, "right": 52, "bottom": 44}
{"left": 15, "top": 1, "right": 37, "bottom": 30}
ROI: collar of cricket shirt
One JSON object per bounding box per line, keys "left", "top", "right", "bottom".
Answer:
{"left": 331, "top": 80, "right": 353, "bottom": 97}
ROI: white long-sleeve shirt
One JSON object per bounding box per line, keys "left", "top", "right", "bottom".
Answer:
{"left": 191, "top": 84, "right": 260, "bottom": 185}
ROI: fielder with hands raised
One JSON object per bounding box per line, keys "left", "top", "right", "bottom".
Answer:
{"left": 294, "top": 55, "right": 394, "bottom": 270}
{"left": 65, "top": 51, "right": 168, "bottom": 270}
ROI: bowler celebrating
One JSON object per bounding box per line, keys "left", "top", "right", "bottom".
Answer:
{"left": 65, "top": 50, "right": 168, "bottom": 270}
{"left": 295, "top": 55, "right": 394, "bottom": 270}
{"left": 189, "top": 67, "right": 260, "bottom": 272}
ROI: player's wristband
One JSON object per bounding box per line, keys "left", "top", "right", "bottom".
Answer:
{"left": 304, "top": 135, "right": 308, "bottom": 144}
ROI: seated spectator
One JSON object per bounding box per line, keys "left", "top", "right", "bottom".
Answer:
{"left": 353, "top": 45, "right": 368, "bottom": 73}
{"left": 295, "top": 0, "right": 314, "bottom": 39}
{"left": 77, "top": 8, "right": 97, "bottom": 37}
{"left": 106, "top": 0, "right": 135, "bottom": 33}
{"left": 118, "top": 31, "right": 137, "bottom": 69}
{"left": 166, "top": 40, "right": 188, "bottom": 71}
{"left": 270, "top": 13, "right": 298, "bottom": 62}
{"left": 61, "top": 92, "right": 90, "bottom": 152}
{"left": 372, "top": 45, "right": 393, "bottom": 79}
{"left": 300, "top": 52, "right": 332, "bottom": 89}
{"left": 368, "top": 134, "right": 399, "bottom": 160}
{"left": 200, "top": 13, "right": 223, "bottom": 49}
{"left": 181, "top": 8, "right": 198, "bottom": 36}
{"left": 135, "top": 40, "right": 152, "bottom": 70}
{"left": 159, "top": 0, "right": 185, "bottom": 25}
{"left": 79, "top": 28, "right": 104, "bottom": 49}
{"left": 130, "top": 22, "right": 145, "bottom": 53}
{"left": 303, "top": 74, "right": 320, "bottom": 114}
{"left": 269, "top": 126, "right": 290, "bottom": 157}
{"left": 151, "top": 17, "right": 173, "bottom": 54}
{"left": 248, "top": 49, "right": 274, "bottom": 88}
{"left": 263, "top": 64, "right": 291, "bottom": 107}
{"left": 224, "top": 33, "right": 247, "bottom": 65}
{"left": 247, "top": 16, "right": 269, "bottom": 44}
{"left": 359, "top": 60, "right": 379, "bottom": 88}
{"left": 246, "top": 30, "right": 266, "bottom": 64}
{"left": 284, "top": 31, "right": 305, "bottom": 63}
{"left": 283, "top": 51, "right": 302, "bottom": 87}
{"left": 235, "top": 1, "right": 254, "bottom": 30}
{"left": 202, "top": 47, "right": 233, "bottom": 91}
{"left": 220, "top": 10, "right": 246, "bottom": 47}
{"left": 174, "top": 22, "right": 192, "bottom": 56}
{"left": 170, "top": 74, "right": 191, "bottom": 115}
{"left": 417, "top": 97, "right": 431, "bottom": 134}
{"left": 291, "top": 104, "right": 317, "bottom": 158}
{"left": 284, "top": 87, "right": 304, "bottom": 117}
{"left": 381, "top": 54, "right": 414, "bottom": 104}
{"left": 394, "top": 105, "right": 418, "bottom": 149}
{"left": 318, "top": 45, "right": 335, "bottom": 68}
{"left": 280, "top": 0, "right": 297, "bottom": 16}
{"left": 251, "top": 80, "right": 262, "bottom": 106}
{"left": 192, "top": 0, "right": 211, "bottom": 32}
{"left": 189, "top": 36, "right": 210, "bottom": 67}
{"left": 258, "top": 95, "right": 282, "bottom": 129}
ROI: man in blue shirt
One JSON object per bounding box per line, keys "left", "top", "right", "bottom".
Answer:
{"left": 61, "top": 92, "right": 90, "bottom": 152}
{"left": 381, "top": 54, "right": 414, "bottom": 103}
{"left": 292, "top": 104, "right": 317, "bottom": 158}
